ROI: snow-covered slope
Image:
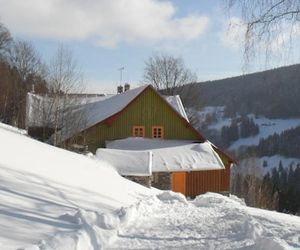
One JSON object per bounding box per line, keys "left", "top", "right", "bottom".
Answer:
{"left": 197, "top": 107, "right": 300, "bottom": 172}
{"left": 229, "top": 117, "right": 300, "bottom": 150}
{"left": 198, "top": 107, "right": 300, "bottom": 149}
{"left": 0, "top": 123, "right": 152, "bottom": 249}
{"left": 1, "top": 123, "right": 300, "bottom": 249}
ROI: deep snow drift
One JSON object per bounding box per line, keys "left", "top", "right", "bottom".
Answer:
{"left": 0, "top": 123, "right": 300, "bottom": 249}
{"left": 109, "top": 192, "right": 300, "bottom": 250}
{"left": 0, "top": 123, "right": 152, "bottom": 249}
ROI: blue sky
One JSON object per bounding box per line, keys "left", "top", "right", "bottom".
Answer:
{"left": 0, "top": 0, "right": 271, "bottom": 93}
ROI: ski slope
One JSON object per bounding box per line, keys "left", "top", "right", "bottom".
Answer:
{"left": 0, "top": 123, "right": 300, "bottom": 249}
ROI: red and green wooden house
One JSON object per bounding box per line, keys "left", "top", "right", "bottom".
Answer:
{"left": 27, "top": 84, "right": 235, "bottom": 197}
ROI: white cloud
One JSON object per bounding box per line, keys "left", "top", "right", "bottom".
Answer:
{"left": 220, "top": 17, "right": 246, "bottom": 49}
{"left": 0, "top": 0, "right": 209, "bottom": 48}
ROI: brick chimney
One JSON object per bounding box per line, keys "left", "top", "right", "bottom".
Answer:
{"left": 124, "top": 83, "right": 130, "bottom": 92}
{"left": 117, "top": 85, "right": 123, "bottom": 94}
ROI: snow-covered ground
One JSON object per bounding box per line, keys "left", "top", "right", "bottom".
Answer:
{"left": 229, "top": 116, "right": 300, "bottom": 150}
{"left": 1, "top": 123, "right": 300, "bottom": 249}
{"left": 198, "top": 107, "right": 300, "bottom": 150}
{"left": 0, "top": 123, "right": 152, "bottom": 249}
{"left": 109, "top": 192, "right": 300, "bottom": 250}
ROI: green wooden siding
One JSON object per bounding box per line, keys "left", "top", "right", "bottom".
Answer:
{"left": 80, "top": 87, "right": 201, "bottom": 153}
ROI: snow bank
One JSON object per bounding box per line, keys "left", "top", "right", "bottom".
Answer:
{"left": 193, "top": 192, "right": 246, "bottom": 207}
{"left": 109, "top": 191, "right": 300, "bottom": 250}
{"left": 157, "top": 191, "right": 188, "bottom": 204}
{"left": 0, "top": 123, "right": 152, "bottom": 249}
{"left": 0, "top": 122, "right": 27, "bottom": 135}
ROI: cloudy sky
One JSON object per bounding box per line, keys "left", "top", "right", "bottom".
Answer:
{"left": 0, "top": 0, "right": 266, "bottom": 93}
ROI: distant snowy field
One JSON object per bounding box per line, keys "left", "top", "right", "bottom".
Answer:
{"left": 0, "top": 123, "right": 300, "bottom": 249}
{"left": 198, "top": 106, "right": 300, "bottom": 150}
{"left": 229, "top": 116, "right": 300, "bottom": 150}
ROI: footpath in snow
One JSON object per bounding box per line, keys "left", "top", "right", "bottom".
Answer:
{"left": 107, "top": 192, "right": 300, "bottom": 250}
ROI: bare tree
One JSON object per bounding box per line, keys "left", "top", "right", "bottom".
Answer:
{"left": 144, "top": 54, "right": 201, "bottom": 126}
{"left": 46, "top": 45, "right": 86, "bottom": 146}
{"left": 231, "top": 156, "right": 277, "bottom": 209}
{"left": 228, "top": 0, "right": 300, "bottom": 64}
{"left": 144, "top": 54, "right": 197, "bottom": 95}
{"left": 9, "top": 40, "right": 46, "bottom": 82}
{"left": 48, "top": 45, "right": 84, "bottom": 94}
{"left": 0, "top": 22, "right": 12, "bottom": 58}
{"left": 3, "top": 40, "right": 47, "bottom": 127}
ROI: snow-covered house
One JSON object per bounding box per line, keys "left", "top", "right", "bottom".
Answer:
{"left": 26, "top": 85, "right": 234, "bottom": 197}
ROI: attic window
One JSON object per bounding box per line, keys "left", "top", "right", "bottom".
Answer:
{"left": 133, "top": 126, "right": 145, "bottom": 137}
{"left": 152, "top": 126, "right": 164, "bottom": 139}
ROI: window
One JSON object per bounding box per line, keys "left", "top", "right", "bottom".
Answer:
{"left": 152, "top": 126, "right": 164, "bottom": 139}
{"left": 133, "top": 126, "right": 145, "bottom": 137}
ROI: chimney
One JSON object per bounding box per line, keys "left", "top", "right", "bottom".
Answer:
{"left": 117, "top": 85, "right": 123, "bottom": 94}
{"left": 124, "top": 83, "right": 130, "bottom": 92}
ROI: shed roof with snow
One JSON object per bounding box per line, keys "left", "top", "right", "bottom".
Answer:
{"left": 96, "top": 138, "right": 225, "bottom": 176}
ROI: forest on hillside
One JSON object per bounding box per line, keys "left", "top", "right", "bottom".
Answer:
{"left": 186, "top": 66, "right": 300, "bottom": 215}
{"left": 190, "top": 64, "right": 300, "bottom": 119}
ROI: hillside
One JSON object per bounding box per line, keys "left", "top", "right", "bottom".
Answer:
{"left": 187, "top": 64, "right": 300, "bottom": 213}
{"left": 1, "top": 123, "right": 300, "bottom": 249}
{"left": 188, "top": 63, "right": 300, "bottom": 158}
{"left": 195, "top": 64, "right": 300, "bottom": 119}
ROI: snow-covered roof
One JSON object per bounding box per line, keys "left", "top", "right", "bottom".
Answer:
{"left": 164, "top": 95, "right": 189, "bottom": 122}
{"left": 27, "top": 85, "right": 190, "bottom": 142}
{"left": 78, "top": 85, "right": 148, "bottom": 128}
{"left": 100, "top": 137, "right": 225, "bottom": 175}
{"left": 26, "top": 92, "right": 111, "bottom": 128}
{"left": 96, "top": 149, "right": 152, "bottom": 176}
